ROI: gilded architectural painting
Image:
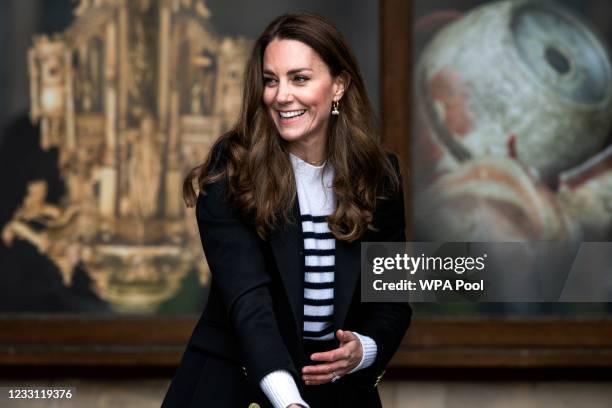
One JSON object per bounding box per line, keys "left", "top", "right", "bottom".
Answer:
{"left": 0, "top": 0, "right": 378, "bottom": 315}
{"left": 1, "top": 0, "right": 250, "bottom": 313}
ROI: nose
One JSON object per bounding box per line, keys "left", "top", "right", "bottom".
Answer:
{"left": 275, "top": 80, "right": 294, "bottom": 104}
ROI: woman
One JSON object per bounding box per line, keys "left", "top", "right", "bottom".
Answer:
{"left": 162, "top": 12, "right": 411, "bottom": 408}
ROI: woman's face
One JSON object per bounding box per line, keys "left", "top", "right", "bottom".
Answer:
{"left": 262, "top": 39, "right": 345, "bottom": 149}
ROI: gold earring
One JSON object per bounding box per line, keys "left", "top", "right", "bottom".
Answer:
{"left": 331, "top": 100, "right": 340, "bottom": 116}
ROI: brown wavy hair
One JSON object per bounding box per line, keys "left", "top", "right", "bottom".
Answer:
{"left": 183, "top": 12, "right": 400, "bottom": 242}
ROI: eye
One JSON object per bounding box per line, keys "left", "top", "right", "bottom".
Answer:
{"left": 263, "top": 77, "right": 278, "bottom": 86}
{"left": 294, "top": 75, "right": 310, "bottom": 83}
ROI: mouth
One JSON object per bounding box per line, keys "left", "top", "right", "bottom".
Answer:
{"left": 277, "top": 109, "right": 307, "bottom": 123}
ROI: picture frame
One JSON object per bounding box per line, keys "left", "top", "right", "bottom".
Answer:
{"left": 1, "top": 0, "right": 612, "bottom": 375}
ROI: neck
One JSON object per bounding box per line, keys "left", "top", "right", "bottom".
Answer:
{"left": 288, "top": 142, "right": 326, "bottom": 166}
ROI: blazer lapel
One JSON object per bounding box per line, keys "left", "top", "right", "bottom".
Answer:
{"left": 269, "top": 198, "right": 363, "bottom": 343}
{"left": 333, "top": 238, "right": 360, "bottom": 330}
{"left": 269, "top": 199, "right": 304, "bottom": 340}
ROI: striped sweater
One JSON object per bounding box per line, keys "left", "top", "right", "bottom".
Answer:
{"left": 290, "top": 153, "right": 337, "bottom": 341}
{"left": 259, "top": 153, "right": 378, "bottom": 408}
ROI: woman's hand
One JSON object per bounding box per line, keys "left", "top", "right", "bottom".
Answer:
{"left": 301, "top": 330, "right": 362, "bottom": 385}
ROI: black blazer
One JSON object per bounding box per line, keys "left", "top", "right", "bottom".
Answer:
{"left": 164, "top": 149, "right": 412, "bottom": 407}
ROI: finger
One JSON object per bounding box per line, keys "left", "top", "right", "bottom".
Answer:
{"left": 304, "top": 377, "right": 330, "bottom": 386}
{"left": 335, "top": 329, "right": 344, "bottom": 342}
{"left": 309, "top": 340, "right": 361, "bottom": 365}
{"left": 303, "top": 371, "right": 346, "bottom": 384}
{"left": 302, "top": 360, "right": 348, "bottom": 375}
{"left": 303, "top": 374, "right": 334, "bottom": 382}
{"left": 337, "top": 329, "right": 357, "bottom": 343}
{"left": 310, "top": 347, "right": 350, "bottom": 362}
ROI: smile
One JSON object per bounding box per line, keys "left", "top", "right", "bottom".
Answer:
{"left": 278, "top": 109, "right": 306, "bottom": 119}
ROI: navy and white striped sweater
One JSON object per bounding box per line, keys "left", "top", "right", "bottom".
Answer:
{"left": 290, "top": 153, "right": 336, "bottom": 341}
{"left": 258, "top": 154, "right": 378, "bottom": 408}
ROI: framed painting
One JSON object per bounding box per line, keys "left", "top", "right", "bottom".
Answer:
{"left": 397, "top": 0, "right": 612, "bottom": 371}
{"left": 0, "top": 0, "right": 381, "bottom": 369}
{"left": 1, "top": 0, "right": 612, "bottom": 374}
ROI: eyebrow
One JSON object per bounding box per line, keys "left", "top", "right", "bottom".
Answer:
{"left": 262, "top": 68, "right": 314, "bottom": 76}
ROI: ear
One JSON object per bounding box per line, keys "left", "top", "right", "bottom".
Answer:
{"left": 332, "top": 72, "right": 350, "bottom": 101}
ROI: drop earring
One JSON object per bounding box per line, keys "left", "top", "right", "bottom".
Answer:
{"left": 331, "top": 100, "right": 340, "bottom": 116}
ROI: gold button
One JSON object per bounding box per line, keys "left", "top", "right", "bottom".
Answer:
{"left": 248, "top": 403, "right": 260, "bottom": 408}
{"left": 374, "top": 370, "right": 386, "bottom": 388}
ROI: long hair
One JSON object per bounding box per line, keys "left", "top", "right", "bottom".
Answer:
{"left": 183, "top": 12, "right": 400, "bottom": 242}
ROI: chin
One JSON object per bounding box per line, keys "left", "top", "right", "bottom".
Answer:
{"left": 278, "top": 131, "right": 306, "bottom": 142}
{"left": 275, "top": 126, "right": 308, "bottom": 142}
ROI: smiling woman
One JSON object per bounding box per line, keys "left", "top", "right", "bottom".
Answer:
{"left": 262, "top": 39, "right": 348, "bottom": 164}
{"left": 164, "top": 12, "right": 411, "bottom": 408}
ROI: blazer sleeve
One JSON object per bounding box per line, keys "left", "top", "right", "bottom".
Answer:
{"left": 196, "top": 175, "right": 299, "bottom": 385}
{"left": 353, "top": 153, "right": 412, "bottom": 385}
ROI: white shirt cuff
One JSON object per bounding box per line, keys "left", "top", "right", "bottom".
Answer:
{"left": 348, "top": 331, "right": 378, "bottom": 374}
{"left": 260, "top": 369, "right": 310, "bottom": 408}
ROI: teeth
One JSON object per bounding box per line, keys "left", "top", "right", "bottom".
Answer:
{"left": 279, "top": 110, "right": 306, "bottom": 118}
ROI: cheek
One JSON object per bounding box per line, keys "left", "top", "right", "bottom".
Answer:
{"left": 308, "top": 84, "right": 335, "bottom": 109}
{"left": 262, "top": 88, "right": 275, "bottom": 108}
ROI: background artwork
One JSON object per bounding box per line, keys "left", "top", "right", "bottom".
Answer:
{"left": 1, "top": 0, "right": 249, "bottom": 314}
{"left": 0, "top": 0, "right": 609, "bottom": 379}
{"left": 411, "top": 0, "right": 612, "bottom": 316}
{"left": 413, "top": 0, "right": 612, "bottom": 243}
{"left": 0, "top": 0, "right": 378, "bottom": 315}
